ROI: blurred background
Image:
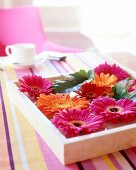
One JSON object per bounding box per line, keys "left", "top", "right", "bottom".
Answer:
{"left": 1, "top": 0, "right": 136, "bottom": 61}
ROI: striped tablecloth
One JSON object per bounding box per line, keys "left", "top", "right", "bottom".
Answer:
{"left": 0, "top": 51, "right": 136, "bottom": 170}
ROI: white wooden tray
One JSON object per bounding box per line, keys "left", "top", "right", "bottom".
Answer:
{"left": 7, "top": 67, "right": 136, "bottom": 165}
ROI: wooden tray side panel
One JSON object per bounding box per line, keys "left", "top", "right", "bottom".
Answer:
{"left": 64, "top": 127, "right": 136, "bottom": 164}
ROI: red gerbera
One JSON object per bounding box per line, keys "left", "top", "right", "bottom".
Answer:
{"left": 94, "top": 62, "right": 130, "bottom": 81}
{"left": 19, "top": 75, "right": 53, "bottom": 100}
{"left": 76, "top": 82, "right": 113, "bottom": 100}
{"left": 90, "top": 96, "right": 136, "bottom": 123}
{"left": 51, "top": 109, "right": 104, "bottom": 138}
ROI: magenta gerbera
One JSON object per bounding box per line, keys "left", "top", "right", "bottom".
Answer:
{"left": 90, "top": 97, "right": 136, "bottom": 123}
{"left": 51, "top": 109, "right": 104, "bottom": 138}
{"left": 94, "top": 62, "right": 130, "bottom": 81}
{"left": 19, "top": 75, "right": 53, "bottom": 100}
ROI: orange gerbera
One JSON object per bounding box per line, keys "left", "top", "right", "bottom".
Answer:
{"left": 35, "top": 93, "right": 89, "bottom": 119}
{"left": 92, "top": 73, "right": 117, "bottom": 88}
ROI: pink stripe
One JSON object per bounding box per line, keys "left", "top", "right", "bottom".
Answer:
{"left": 108, "top": 154, "right": 123, "bottom": 170}
{"left": 76, "top": 54, "right": 91, "bottom": 69}
{"left": 15, "top": 67, "right": 31, "bottom": 78}
{"left": 60, "top": 61, "right": 73, "bottom": 72}
{"left": 81, "top": 160, "right": 97, "bottom": 170}
{"left": 124, "top": 149, "right": 136, "bottom": 166}
{"left": 36, "top": 133, "right": 79, "bottom": 170}
{"left": 63, "top": 61, "right": 76, "bottom": 72}
{"left": 51, "top": 61, "right": 68, "bottom": 73}
{"left": 77, "top": 53, "right": 105, "bottom": 68}
{"left": 91, "top": 157, "right": 109, "bottom": 170}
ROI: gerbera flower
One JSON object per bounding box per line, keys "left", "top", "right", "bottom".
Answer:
{"left": 51, "top": 109, "right": 104, "bottom": 138}
{"left": 36, "top": 93, "right": 89, "bottom": 119}
{"left": 94, "top": 62, "right": 130, "bottom": 81}
{"left": 19, "top": 75, "right": 53, "bottom": 100}
{"left": 90, "top": 96, "right": 136, "bottom": 123}
{"left": 76, "top": 82, "right": 113, "bottom": 100}
{"left": 92, "top": 73, "right": 117, "bottom": 88}
{"left": 128, "top": 79, "right": 136, "bottom": 92}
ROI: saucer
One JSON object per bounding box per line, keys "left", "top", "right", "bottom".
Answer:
{"left": 5, "top": 54, "right": 47, "bottom": 68}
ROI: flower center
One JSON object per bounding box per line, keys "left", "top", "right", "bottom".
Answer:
{"left": 106, "top": 105, "right": 123, "bottom": 114}
{"left": 31, "top": 85, "right": 40, "bottom": 91}
{"left": 55, "top": 101, "right": 73, "bottom": 109}
{"left": 33, "top": 87, "right": 38, "bottom": 90}
{"left": 109, "top": 108, "right": 119, "bottom": 112}
{"left": 70, "top": 120, "right": 85, "bottom": 127}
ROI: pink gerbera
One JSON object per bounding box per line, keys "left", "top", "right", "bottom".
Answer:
{"left": 128, "top": 79, "right": 136, "bottom": 92}
{"left": 94, "top": 62, "right": 130, "bottom": 81}
{"left": 19, "top": 75, "right": 53, "bottom": 100}
{"left": 51, "top": 109, "right": 104, "bottom": 138}
{"left": 90, "top": 96, "right": 136, "bottom": 123}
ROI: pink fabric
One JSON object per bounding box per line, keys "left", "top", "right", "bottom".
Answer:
{"left": 0, "top": 6, "right": 82, "bottom": 56}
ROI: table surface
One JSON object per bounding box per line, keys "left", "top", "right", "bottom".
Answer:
{"left": 0, "top": 50, "right": 136, "bottom": 170}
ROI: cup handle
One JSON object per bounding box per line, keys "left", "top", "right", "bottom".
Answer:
{"left": 5, "top": 45, "right": 12, "bottom": 56}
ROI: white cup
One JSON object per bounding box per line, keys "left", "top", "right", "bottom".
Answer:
{"left": 5, "top": 43, "right": 36, "bottom": 65}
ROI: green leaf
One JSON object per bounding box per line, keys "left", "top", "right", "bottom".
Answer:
{"left": 112, "top": 78, "right": 132, "bottom": 100}
{"left": 53, "top": 69, "right": 93, "bottom": 93}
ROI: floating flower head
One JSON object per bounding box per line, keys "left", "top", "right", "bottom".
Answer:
{"left": 76, "top": 82, "right": 113, "bottom": 100}
{"left": 94, "top": 62, "right": 130, "bottom": 81}
{"left": 90, "top": 96, "right": 136, "bottom": 123}
{"left": 92, "top": 73, "right": 117, "bottom": 88}
{"left": 128, "top": 79, "right": 136, "bottom": 92}
{"left": 51, "top": 109, "right": 104, "bottom": 138}
{"left": 36, "top": 93, "right": 89, "bottom": 119}
{"left": 19, "top": 75, "right": 53, "bottom": 100}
